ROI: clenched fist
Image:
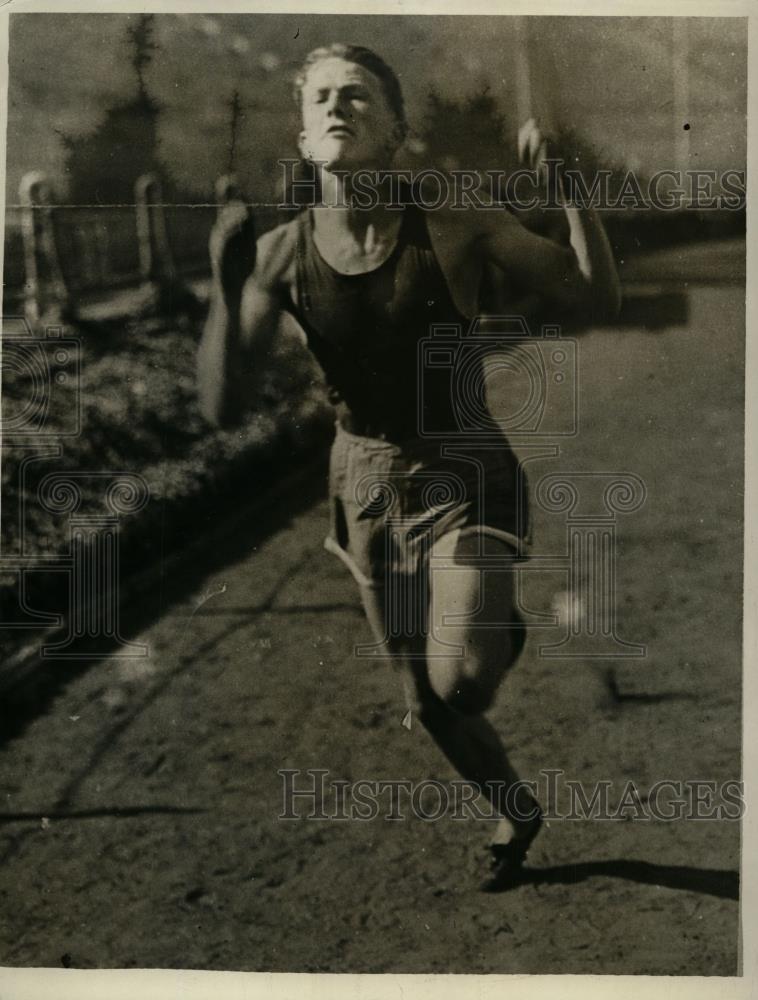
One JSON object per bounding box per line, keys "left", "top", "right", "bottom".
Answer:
{"left": 209, "top": 201, "right": 258, "bottom": 302}
{"left": 517, "top": 117, "right": 562, "bottom": 181}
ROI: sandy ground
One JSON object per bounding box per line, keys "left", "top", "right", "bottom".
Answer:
{"left": 0, "top": 276, "right": 743, "bottom": 974}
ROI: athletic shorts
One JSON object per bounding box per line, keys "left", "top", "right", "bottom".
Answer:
{"left": 324, "top": 421, "right": 531, "bottom": 593}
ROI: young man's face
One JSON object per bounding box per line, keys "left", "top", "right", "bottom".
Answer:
{"left": 298, "top": 57, "right": 403, "bottom": 172}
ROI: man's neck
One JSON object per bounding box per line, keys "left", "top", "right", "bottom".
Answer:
{"left": 313, "top": 166, "right": 403, "bottom": 248}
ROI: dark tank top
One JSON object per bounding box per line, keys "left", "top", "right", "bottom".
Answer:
{"left": 288, "top": 202, "right": 479, "bottom": 442}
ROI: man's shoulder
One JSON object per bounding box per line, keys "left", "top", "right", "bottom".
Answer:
{"left": 413, "top": 189, "right": 519, "bottom": 248}
{"left": 257, "top": 215, "right": 301, "bottom": 258}
{"left": 254, "top": 215, "right": 302, "bottom": 289}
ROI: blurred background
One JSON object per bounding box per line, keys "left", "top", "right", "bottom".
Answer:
{"left": 2, "top": 12, "right": 747, "bottom": 300}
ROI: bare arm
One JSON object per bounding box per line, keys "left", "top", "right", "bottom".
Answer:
{"left": 197, "top": 207, "right": 293, "bottom": 427}
{"left": 477, "top": 121, "right": 621, "bottom": 324}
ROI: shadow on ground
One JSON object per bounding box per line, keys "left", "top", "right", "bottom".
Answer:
{"left": 497, "top": 860, "right": 739, "bottom": 901}
{"left": 0, "top": 451, "right": 330, "bottom": 748}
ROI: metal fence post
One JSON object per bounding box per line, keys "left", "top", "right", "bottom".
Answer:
{"left": 214, "top": 173, "right": 241, "bottom": 210}
{"left": 19, "top": 171, "right": 73, "bottom": 326}
{"left": 135, "top": 173, "right": 177, "bottom": 287}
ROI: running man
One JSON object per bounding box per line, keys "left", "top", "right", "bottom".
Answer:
{"left": 197, "top": 43, "right": 620, "bottom": 890}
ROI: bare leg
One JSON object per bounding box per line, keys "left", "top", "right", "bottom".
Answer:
{"left": 401, "top": 661, "right": 538, "bottom": 839}
{"left": 359, "top": 531, "right": 539, "bottom": 841}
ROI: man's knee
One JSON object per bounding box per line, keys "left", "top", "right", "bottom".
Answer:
{"left": 425, "top": 619, "right": 526, "bottom": 713}
{"left": 427, "top": 661, "right": 497, "bottom": 716}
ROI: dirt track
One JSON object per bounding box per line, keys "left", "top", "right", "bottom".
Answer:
{"left": 0, "top": 277, "right": 743, "bottom": 974}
